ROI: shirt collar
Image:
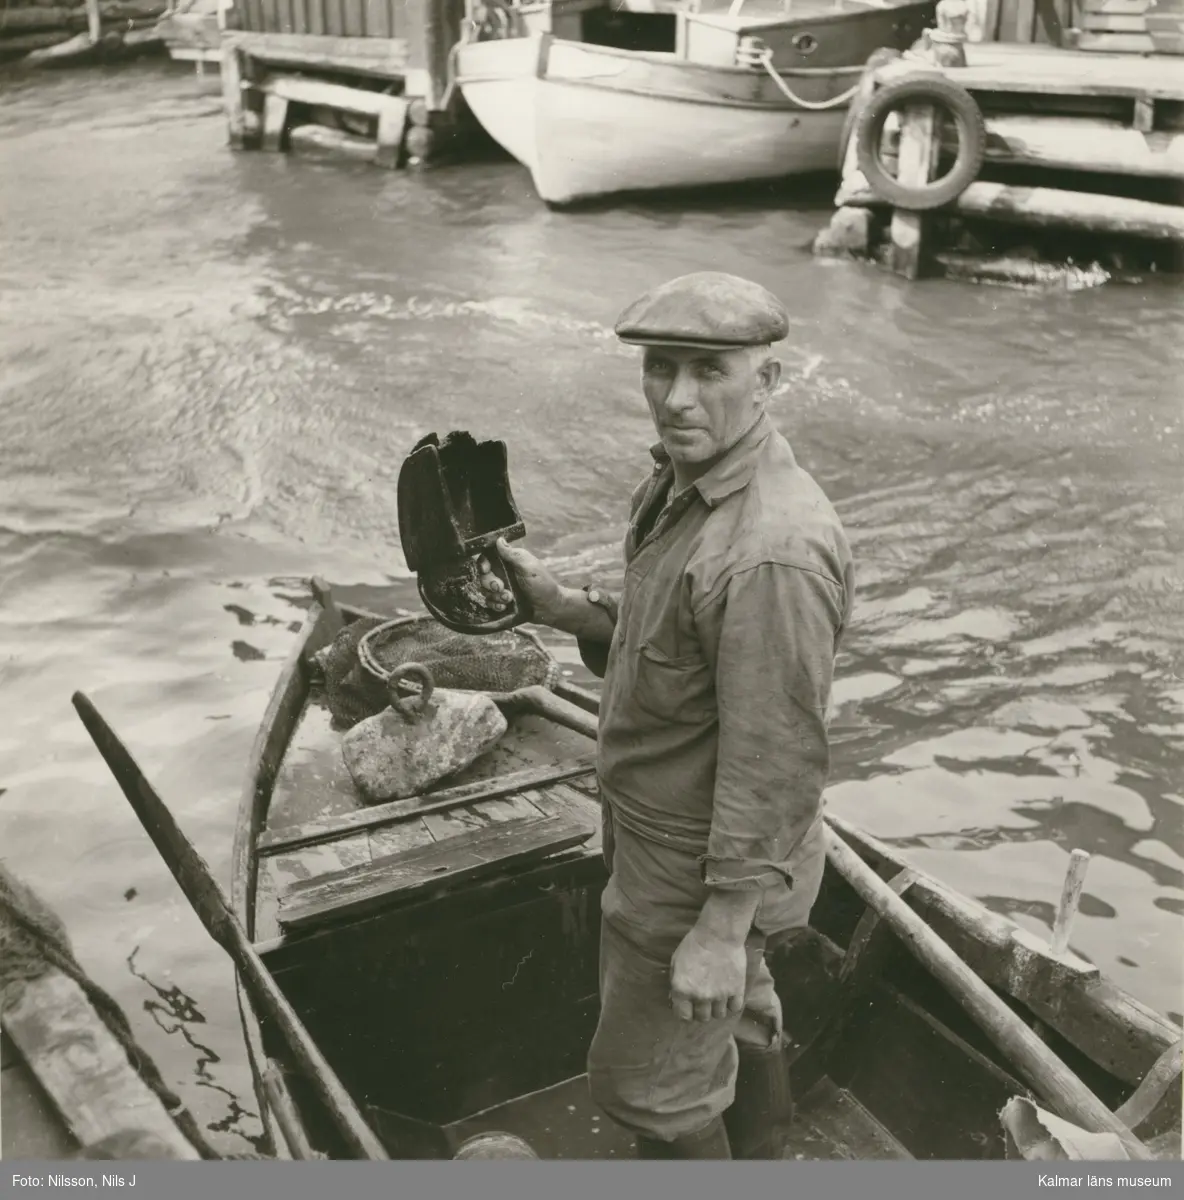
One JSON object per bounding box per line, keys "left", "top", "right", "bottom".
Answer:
{"left": 647, "top": 411, "right": 783, "bottom": 508}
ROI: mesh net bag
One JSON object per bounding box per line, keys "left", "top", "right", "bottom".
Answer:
{"left": 311, "top": 614, "right": 562, "bottom": 729}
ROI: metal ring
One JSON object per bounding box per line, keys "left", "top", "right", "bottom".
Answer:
{"left": 387, "top": 662, "right": 435, "bottom": 721}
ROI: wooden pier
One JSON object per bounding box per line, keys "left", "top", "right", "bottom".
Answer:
{"left": 814, "top": 0, "right": 1184, "bottom": 279}
{"left": 218, "top": 0, "right": 468, "bottom": 167}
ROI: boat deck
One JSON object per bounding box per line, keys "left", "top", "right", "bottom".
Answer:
{"left": 254, "top": 686, "right": 600, "bottom": 945}
{"left": 443, "top": 1071, "right": 913, "bottom": 1160}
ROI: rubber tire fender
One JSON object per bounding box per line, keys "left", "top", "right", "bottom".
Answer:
{"left": 854, "top": 73, "right": 986, "bottom": 212}
{"left": 837, "top": 47, "right": 902, "bottom": 174}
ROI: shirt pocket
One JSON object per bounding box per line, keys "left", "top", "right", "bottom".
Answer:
{"left": 632, "top": 642, "right": 716, "bottom": 725}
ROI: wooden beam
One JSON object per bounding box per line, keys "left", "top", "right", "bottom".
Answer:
{"left": 888, "top": 104, "right": 942, "bottom": 281}
{"left": 981, "top": 113, "right": 1184, "bottom": 178}
{"left": 225, "top": 31, "right": 410, "bottom": 79}
{"left": 0, "top": 971, "right": 200, "bottom": 1159}
{"left": 1069, "top": 29, "right": 1156, "bottom": 48}
{"left": 258, "top": 759, "right": 597, "bottom": 854}
{"left": 277, "top": 814, "right": 595, "bottom": 932}
{"left": 264, "top": 74, "right": 403, "bottom": 119}
{"left": 220, "top": 44, "right": 248, "bottom": 149}
{"left": 1116, "top": 1039, "right": 1183, "bottom": 1139}
{"left": 949, "top": 180, "right": 1184, "bottom": 240}
{"left": 845, "top": 180, "right": 1184, "bottom": 242}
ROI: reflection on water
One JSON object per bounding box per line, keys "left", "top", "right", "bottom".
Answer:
{"left": 1, "top": 61, "right": 1182, "bottom": 1154}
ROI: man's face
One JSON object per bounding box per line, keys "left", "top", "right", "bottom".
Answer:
{"left": 641, "top": 345, "right": 779, "bottom": 469}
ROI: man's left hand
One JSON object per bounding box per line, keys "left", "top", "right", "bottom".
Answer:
{"left": 670, "top": 926, "right": 747, "bottom": 1022}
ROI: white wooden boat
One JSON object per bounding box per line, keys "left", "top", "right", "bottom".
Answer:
{"left": 455, "top": 0, "right": 937, "bottom": 204}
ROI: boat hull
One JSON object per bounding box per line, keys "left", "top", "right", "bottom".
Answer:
{"left": 234, "top": 591, "right": 1183, "bottom": 1161}
{"left": 459, "top": 36, "right": 852, "bottom": 204}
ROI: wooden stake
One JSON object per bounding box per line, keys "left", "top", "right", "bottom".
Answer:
{"left": 888, "top": 104, "right": 942, "bottom": 281}
{"left": 85, "top": 0, "right": 101, "bottom": 42}
{"left": 1050, "top": 849, "right": 1091, "bottom": 958}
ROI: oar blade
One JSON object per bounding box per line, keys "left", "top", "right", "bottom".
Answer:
{"left": 71, "top": 691, "right": 233, "bottom": 948}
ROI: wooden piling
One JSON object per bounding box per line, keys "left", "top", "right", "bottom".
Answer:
{"left": 888, "top": 104, "right": 944, "bottom": 279}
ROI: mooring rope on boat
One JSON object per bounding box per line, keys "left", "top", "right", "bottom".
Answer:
{"left": 0, "top": 862, "right": 231, "bottom": 1160}
{"left": 737, "top": 41, "right": 863, "bottom": 111}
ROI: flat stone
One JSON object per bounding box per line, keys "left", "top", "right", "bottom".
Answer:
{"left": 342, "top": 690, "right": 508, "bottom": 803}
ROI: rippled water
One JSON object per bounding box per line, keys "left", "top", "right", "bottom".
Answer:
{"left": 1, "top": 61, "right": 1181, "bottom": 1156}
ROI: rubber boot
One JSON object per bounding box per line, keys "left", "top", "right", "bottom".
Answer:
{"left": 722, "top": 1040, "right": 796, "bottom": 1159}
{"left": 635, "top": 1115, "right": 733, "bottom": 1160}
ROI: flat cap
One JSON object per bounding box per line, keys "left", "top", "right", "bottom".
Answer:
{"left": 614, "top": 272, "right": 789, "bottom": 351}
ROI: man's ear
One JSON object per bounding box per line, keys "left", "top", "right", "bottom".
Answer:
{"left": 757, "top": 356, "right": 782, "bottom": 396}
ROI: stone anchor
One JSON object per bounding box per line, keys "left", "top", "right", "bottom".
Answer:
{"left": 342, "top": 663, "right": 507, "bottom": 803}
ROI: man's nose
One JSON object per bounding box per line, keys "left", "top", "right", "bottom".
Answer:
{"left": 660, "top": 370, "right": 697, "bottom": 416}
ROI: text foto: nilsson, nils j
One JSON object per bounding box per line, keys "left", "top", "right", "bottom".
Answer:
{"left": 11, "top": 1175, "right": 137, "bottom": 1188}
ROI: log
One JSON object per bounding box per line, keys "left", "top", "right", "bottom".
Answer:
{"left": 0, "top": 1, "right": 164, "bottom": 32}
{"left": 981, "top": 115, "right": 1184, "bottom": 179}
{"left": 951, "top": 181, "right": 1184, "bottom": 241}
{"left": 843, "top": 180, "right": 1184, "bottom": 242}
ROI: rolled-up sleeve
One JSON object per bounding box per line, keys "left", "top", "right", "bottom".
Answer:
{"left": 695, "top": 561, "right": 845, "bottom": 891}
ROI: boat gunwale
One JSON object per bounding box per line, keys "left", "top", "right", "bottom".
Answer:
{"left": 232, "top": 596, "right": 329, "bottom": 1159}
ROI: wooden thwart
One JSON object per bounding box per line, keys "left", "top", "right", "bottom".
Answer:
{"left": 277, "top": 813, "right": 595, "bottom": 933}
{"left": 259, "top": 758, "right": 597, "bottom": 854}
{"left": 0, "top": 971, "right": 200, "bottom": 1159}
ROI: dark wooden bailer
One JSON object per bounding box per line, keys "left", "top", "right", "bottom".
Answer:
{"left": 233, "top": 589, "right": 1182, "bottom": 1161}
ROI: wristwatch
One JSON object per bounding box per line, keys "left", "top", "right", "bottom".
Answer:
{"left": 582, "top": 584, "right": 619, "bottom": 624}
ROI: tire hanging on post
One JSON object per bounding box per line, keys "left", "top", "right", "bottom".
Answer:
{"left": 854, "top": 73, "right": 987, "bottom": 211}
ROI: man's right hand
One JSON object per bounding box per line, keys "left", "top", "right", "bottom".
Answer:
{"left": 488, "top": 537, "right": 566, "bottom": 627}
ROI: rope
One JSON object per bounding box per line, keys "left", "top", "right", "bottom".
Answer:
{"left": 738, "top": 43, "right": 862, "bottom": 111}
{"left": 0, "top": 863, "right": 230, "bottom": 1161}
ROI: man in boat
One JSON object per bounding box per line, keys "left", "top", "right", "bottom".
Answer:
{"left": 489, "top": 272, "right": 854, "bottom": 1160}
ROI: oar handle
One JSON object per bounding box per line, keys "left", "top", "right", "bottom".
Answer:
{"left": 496, "top": 685, "right": 600, "bottom": 740}
{"left": 823, "top": 826, "right": 1153, "bottom": 1160}
{"left": 71, "top": 693, "right": 390, "bottom": 1162}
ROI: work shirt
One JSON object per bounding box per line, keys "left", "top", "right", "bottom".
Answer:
{"left": 578, "top": 411, "right": 854, "bottom": 946}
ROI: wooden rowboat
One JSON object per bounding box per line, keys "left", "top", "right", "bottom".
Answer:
{"left": 454, "top": 0, "right": 936, "bottom": 205}
{"left": 231, "top": 587, "right": 1182, "bottom": 1160}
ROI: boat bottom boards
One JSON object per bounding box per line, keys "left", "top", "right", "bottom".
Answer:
{"left": 431, "top": 1070, "right": 912, "bottom": 1160}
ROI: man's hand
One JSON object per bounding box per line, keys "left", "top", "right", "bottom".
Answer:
{"left": 669, "top": 925, "right": 747, "bottom": 1022}
{"left": 478, "top": 537, "right": 566, "bottom": 625}
{"left": 480, "top": 538, "right": 617, "bottom": 644}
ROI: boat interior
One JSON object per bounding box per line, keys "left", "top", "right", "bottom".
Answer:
{"left": 247, "top": 636, "right": 1179, "bottom": 1161}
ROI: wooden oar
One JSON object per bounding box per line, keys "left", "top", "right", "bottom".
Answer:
{"left": 823, "top": 825, "right": 1153, "bottom": 1160}
{"left": 71, "top": 691, "right": 389, "bottom": 1162}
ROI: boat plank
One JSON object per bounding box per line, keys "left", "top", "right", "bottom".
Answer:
{"left": 259, "top": 759, "right": 596, "bottom": 854}
{"left": 525, "top": 784, "right": 602, "bottom": 850}
{"left": 0, "top": 971, "right": 200, "bottom": 1158}
{"left": 368, "top": 818, "right": 437, "bottom": 859}
{"left": 793, "top": 1077, "right": 915, "bottom": 1160}
{"left": 277, "top": 814, "right": 596, "bottom": 932}
{"left": 255, "top": 833, "right": 374, "bottom": 944}
{"left": 268, "top": 691, "right": 364, "bottom": 833}
{"left": 1, "top": 1056, "right": 79, "bottom": 1159}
